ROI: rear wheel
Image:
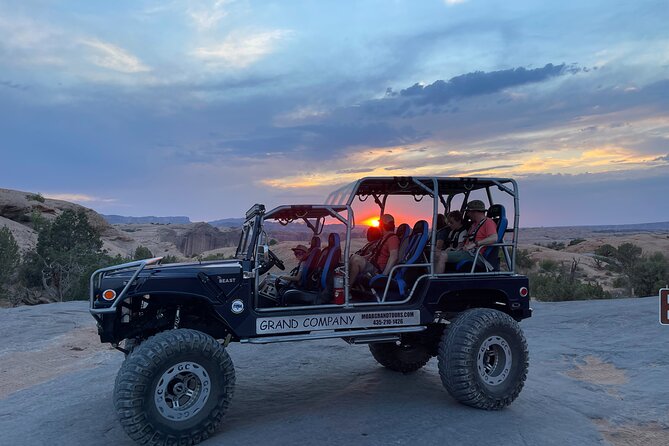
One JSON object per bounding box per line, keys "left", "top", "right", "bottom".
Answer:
{"left": 369, "top": 340, "right": 431, "bottom": 373}
{"left": 114, "top": 329, "right": 235, "bottom": 445}
{"left": 438, "top": 308, "right": 528, "bottom": 410}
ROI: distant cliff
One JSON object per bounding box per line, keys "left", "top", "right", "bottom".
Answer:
{"left": 103, "top": 215, "right": 191, "bottom": 225}
{"left": 157, "top": 223, "right": 240, "bottom": 257}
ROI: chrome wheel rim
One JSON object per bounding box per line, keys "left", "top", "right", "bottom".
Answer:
{"left": 154, "top": 361, "right": 210, "bottom": 421}
{"left": 476, "top": 336, "right": 512, "bottom": 386}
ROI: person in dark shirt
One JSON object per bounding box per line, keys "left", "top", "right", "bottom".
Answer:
{"left": 436, "top": 210, "right": 467, "bottom": 251}
{"left": 278, "top": 244, "right": 309, "bottom": 284}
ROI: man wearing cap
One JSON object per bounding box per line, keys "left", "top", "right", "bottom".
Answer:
{"left": 278, "top": 244, "right": 310, "bottom": 284}
{"left": 435, "top": 200, "right": 498, "bottom": 273}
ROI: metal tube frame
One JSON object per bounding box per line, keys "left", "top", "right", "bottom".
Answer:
{"left": 255, "top": 205, "right": 352, "bottom": 313}
{"left": 257, "top": 176, "right": 520, "bottom": 311}
{"left": 89, "top": 257, "right": 164, "bottom": 316}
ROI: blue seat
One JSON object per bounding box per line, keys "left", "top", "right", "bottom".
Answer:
{"left": 369, "top": 220, "right": 429, "bottom": 300}
{"left": 317, "top": 233, "right": 341, "bottom": 290}
{"left": 297, "top": 236, "right": 321, "bottom": 288}
{"left": 456, "top": 204, "right": 508, "bottom": 272}
{"left": 395, "top": 223, "right": 412, "bottom": 259}
{"left": 283, "top": 233, "right": 341, "bottom": 305}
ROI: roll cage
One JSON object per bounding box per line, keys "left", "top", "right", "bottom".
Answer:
{"left": 241, "top": 176, "right": 520, "bottom": 310}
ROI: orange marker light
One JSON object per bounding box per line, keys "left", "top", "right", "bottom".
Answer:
{"left": 102, "top": 289, "right": 117, "bottom": 301}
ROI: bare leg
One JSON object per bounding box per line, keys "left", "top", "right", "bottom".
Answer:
{"left": 349, "top": 255, "right": 364, "bottom": 285}
{"left": 435, "top": 250, "right": 449, "bottom": 274}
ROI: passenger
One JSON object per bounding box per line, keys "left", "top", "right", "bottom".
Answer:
{"left": 436, "top": 210, "right": 467, "bottom": 251}
{"left": 278, "top": 244, "right": 309, "bottom": 285}
{"left": 435, "top": 201, "right": 497, "bottom": 273}
{"left": 434, "top": 214, "right": 448, "bottom": 251}
{"left": 349, "top": 214, "right": 400, "bottom": 286}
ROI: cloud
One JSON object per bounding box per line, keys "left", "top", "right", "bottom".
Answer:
{"left": 44, "top": 193, "right": 117, "bottom": 204}
{"left": 0, "top": 80, "right": 28, "bottom": 91}
{"left": 193, "top": 30, "right": 292, "bottom": 68}
{"left": 335, "top": 168, "right": 375, "bottom": 174}
{"left": 444, "top": 0, "right": 468, "bottom": 5}
{"left": 81, "top": 39, "right": 151, "bottom": 73}
{"left": 188, "top": 0, "right": 231, "bottom": 30}
{"left": 399, "top": 63, "right": 569, "bottom": 106}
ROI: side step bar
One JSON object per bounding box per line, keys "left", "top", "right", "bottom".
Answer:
{"left": 241, "top": 326, "right": 426, "bottom": 344}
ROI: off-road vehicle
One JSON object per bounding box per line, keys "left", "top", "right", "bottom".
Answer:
{"left": 90, "top": 176, "right": 532, "bottom": 445}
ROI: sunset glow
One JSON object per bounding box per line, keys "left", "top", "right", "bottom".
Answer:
{"left": 363, "top": 217, "right": 380, "bottom": 228}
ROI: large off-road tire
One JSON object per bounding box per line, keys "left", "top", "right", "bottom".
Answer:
{"left": 438, "top": 308, "right": 528, "bottom": 410}
{"left": 114, "top": 329, "right": 235, "bottom": 446}
{"left": 122, "top": 338, "right": 141, "bottom": 357}
{"left": 369, "top": 340, "right": 431, "bottom": 373}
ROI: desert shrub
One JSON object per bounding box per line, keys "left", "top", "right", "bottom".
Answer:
{"left": 539, "top": 259, "right": 559, "bottom": 273}
{"left": 546, "top": 241, "right": 565, "bottom": 251}
{"left": 199, "top": 253, "right": 231, "bottom": 261}
{"left": 161, "top": 255, "right": 180, "bottom": 264}
{"left": 616, "top": 243, "right": 642, "bottom": 269}
{"left": 19, "top": 209, "right": 108, "bottom": 301}
{"left": 568, "top": 238, "right": 586, "bottom": 246}
{"left": 133, "top": 245, "right": 154, "bottom": 260}
{"left": 595, "top": 244, "right": 617, "bottom": 258}
{"left": 612, "top": 276, "right": 627, "bottom": 288}
{"left": 0, "top": 227, "right": 20, "bottom": 299}
{"left": 630, "top": 252, "right": 669, "bottom": 297}
{"left": 529, "top": 272, "right": 610, "bottom": 301}
{"left": 269, "top": 239, "right": 278, "bottom": 246}
{"left": 591, "top": 242, "right": 665, "bottom": 297}
{"left": 515, "top": 249, "right": 535, "bottom": 271}
{"left": 26, "top": 192, "right": 45, "bottom": 203}
{"left": 528, "top": 257, "right": 610, "bottom": 302}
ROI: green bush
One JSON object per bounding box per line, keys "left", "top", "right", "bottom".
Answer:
{"left": 529, "top": 272, "right": 610, "bottom": 301}
{"left": 0, "top": 227, "right": 20, "bottom": 299}
{"left": 161, "top": 255, "right": 180, "bottom": 264}
{"left": 269, "top": 239, "right": 278, "bottom": 246}
{"left": 19, "top": 209, "right": 107, "bottom": 301}
{"left": 26, "top": 192, "right": 45, "bottom": 203}
{"left": 133, "top": 245, "right": 154, "bottom": 260}
{"left": 539, "top": 259, "right": 559, "bottom": 273}
{"left": 515, "top": 249, "right": 535, "bottom": 271}
{"left": 612, "top": 276, "right": 627, "bottom": 288}
{"left": 199, "top": 253, "right": 232, "bottom": 261}
{"left": 568, "top": 238, "right": 586, "bottom": 246}
{"left": 630, "top": 252, "right": 669, "bottom": 297}
{"left": 545, "top": 241, "right": 565, "bottom": 251}
{"left": 593, "top": 242, "right": 661, "bottom": 297}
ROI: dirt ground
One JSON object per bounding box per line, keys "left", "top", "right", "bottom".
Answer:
{"left": 0, "top": 297, "right": 667, "bottom": 446}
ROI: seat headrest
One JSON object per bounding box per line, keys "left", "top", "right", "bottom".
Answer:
{"left": 310, "top": 236, "right": 321, "bottom": 248}
{"left": 487, "top": 204, "right": 506, "bottom": 220}
{"left": 396, "top": 223, "right": 411, "bottom": 240}
{"left": 366, "top": 226, "right": 382, "bottom": 242}
{"left": 412, "top": 220, "right": 428, "bottom": 234}
{"left": 328, "top": 232, "right": 340, "bottom": 247}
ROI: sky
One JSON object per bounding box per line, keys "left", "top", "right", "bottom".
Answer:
{"left": 1, "top": 0, "right": 668, "bottom": 227}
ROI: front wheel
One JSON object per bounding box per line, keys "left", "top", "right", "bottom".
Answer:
{"left": 114, "top": 329, "right": 235, "bottom": 445}
{"left": 438, "top": 308, "right": 528, "bottom": 410}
